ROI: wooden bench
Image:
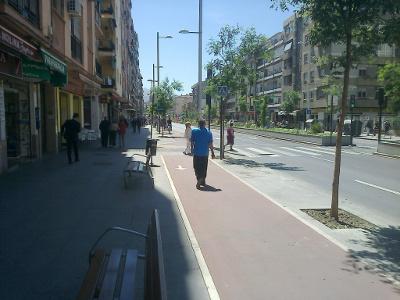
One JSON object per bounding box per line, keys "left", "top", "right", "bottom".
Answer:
{"left": 77, "top": 210, "right": 167, "bottom": 300}
{"left": 123, "top": 153, "right": 154, "bottom": 188}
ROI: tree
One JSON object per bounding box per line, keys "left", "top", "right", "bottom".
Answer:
{"left": 281, "top": 91, "right": 300, "bottom": 113}
{"left": 152, "top": 78, "right": 183, "bottom": 117}
{"left": 238, "top": 96, "right": 248, "bottom": 120}
{"left": 378, "top": 63, "right": 400, "bottom": 114}
{"left": 260, "top": 97, "right": 268, "bottom": 127}
{"left": 272, "top": 0, "right": 392, "bottom": 220}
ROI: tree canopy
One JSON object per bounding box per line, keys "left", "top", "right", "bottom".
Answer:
{"left": 378, "top": 63, "right": 400, "bottom": 114}
{"left": 151, "top": 78, "right": 183, "bottom": 116}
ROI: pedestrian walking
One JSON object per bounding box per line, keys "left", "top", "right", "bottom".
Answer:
{"left": 109, "top": 120, "right": 118, "bottom": 146}
{"left": 118, "top": 117, "right": 128, "bottom": 149}
{"left": 131, "top": 117, "right": 137, "bottom": 133}
{"left": 183, "top": 122, "right": 192, "bottom": 155}
{"left": 225, "top": 122, "right": 235, "bottom": 151}
{"left": 191, "top": 119, "right": 215, "bottom": 189}
{"left": 136, "top": 116, "right": 141, "bottom": 134}
{"left": 61, "top": 113, "right": 81, "bottom": 164}
{"left": 99, "top": 117, "right": 110, "bottom": 148}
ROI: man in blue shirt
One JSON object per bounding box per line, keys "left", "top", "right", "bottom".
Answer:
{"left": 191, "top": 119, "right": 215, "bottom": 189}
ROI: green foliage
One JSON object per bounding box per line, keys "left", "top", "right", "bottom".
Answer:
{"left": 152, "top": 78, "right": 183, "bottom": 117}
{"left": 238, "top": 97, "right": 248, "bottom": 113}
{"left": 206, "top": 25, "right": 271, "bottom": 104}
{"left": 280, "top": 91, "right": 301, "bottom": 112}
{"left": 260, "top": 97, "right": 268, "bottom": 127}
{"left": 310, "top": 122, "right": 323, "bottom": 134}
{"left": 378, "top": 63, "right": 400, "bottom": 113}
{"left": 205, "top": 103, "right": 218, "bottom": 120}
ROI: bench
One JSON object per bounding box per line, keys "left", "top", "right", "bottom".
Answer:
{"left": 123, "top": 153, "right": 154, "bottom": 188}
{"left": 76, "top": 209, "right": 167, "bottom": 300}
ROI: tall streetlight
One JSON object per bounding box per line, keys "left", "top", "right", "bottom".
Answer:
{"left": 147, "top": 65, "right": 156, "bottom": 139}
{"left": 157, "top": 32, "right": 173, "bottom": 86}
{"left": 179, "top": 0, "right": 203, "bottom": 112}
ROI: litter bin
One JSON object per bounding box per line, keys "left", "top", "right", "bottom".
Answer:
{"left": 146, "top": 139, "right": 157, "bottom": 156}
{"left": 344, "top": 120, "right": 352, "bottom": 135}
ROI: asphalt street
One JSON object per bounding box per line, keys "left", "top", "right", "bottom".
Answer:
{"left": 173, "top": 123, "right": 400, "bottom": 227}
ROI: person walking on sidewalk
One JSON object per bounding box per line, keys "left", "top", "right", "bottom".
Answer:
{"left": 183, "top": 122, "right": 192, "bottom": 155}
{"left": 109, "top": 120, "right": 118, "bottom": 147}
{"left": 61, "top": 113, "right": 81, "bottom": 164}
{"left": 136, "top": 116, "right": 141, "bottom": 134}
{"left": 225, "top": 121, "right": 235, "bottom": 151}
{"left": 191, "top": 119, "right": 215, "bottom": 189}
{"left": 99, "top": 117, "right": 110, "bottom": 148}
{"left": 118, "top": 117, "right": 128, "bottom": 149}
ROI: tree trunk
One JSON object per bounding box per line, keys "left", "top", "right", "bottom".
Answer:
{"left": 331, "top": 31, "right": 352, "bottom": 220}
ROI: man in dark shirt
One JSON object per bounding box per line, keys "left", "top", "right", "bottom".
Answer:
{"left": 61, "top": 113, "right": 81, "bottom": 164}
{"left": 191, "top": 119, "right": 215, "bottom": 189}
{"left": 99, "top": 117, "right": 111, "bottom": 148}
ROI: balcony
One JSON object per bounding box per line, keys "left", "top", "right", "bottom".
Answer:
{"left": 8, "top": 0, "right": 40, "bottom": 27}
{"left": 71, "top": 35, "right": 82, "bottom": 63}
{"left": 101, "top": 5, "right": 113, "bottom": 17}
{"left": 98, "top": 40, "right": 115, "bottom": 56}
{"left": 95, "top": 60, "right": 103, "bottom": 78}
{"left": 101, "top": 77, "right": 115, "bottom": 89}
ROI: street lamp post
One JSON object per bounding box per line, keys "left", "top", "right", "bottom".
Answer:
{"left": 179, "top": 0, "right": 203, "bottom": 112}
{"left": 157, "top": 32, "right": 173, "bottom": 86}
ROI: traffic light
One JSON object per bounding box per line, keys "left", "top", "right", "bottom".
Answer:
{"left": 350, "top": 95, "right": 355, "bottom": 108}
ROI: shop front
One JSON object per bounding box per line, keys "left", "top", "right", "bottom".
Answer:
{"left": 0, "top": 25, "right": 41, "bottom": 172}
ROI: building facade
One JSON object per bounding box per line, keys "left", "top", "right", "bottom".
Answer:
{"left": 0, "top": 0, "right": 142, "bottom": 174}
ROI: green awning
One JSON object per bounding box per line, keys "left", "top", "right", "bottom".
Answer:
{"left": 40, "top": 48, "right": 67, "bottom": 75}
{"left": 22, "top": 58, "right": 51, "bottom": 81}
{"left": 40, "top": 48, "right": 68, "bottom": 86}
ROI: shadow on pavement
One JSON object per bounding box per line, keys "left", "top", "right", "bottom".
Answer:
{"left": 224, "top": 157, "right": 304, "bottom": 171}
{"left": 199, "top": 184, "right": 222, "bottom": 192}
{"left": 343, "top": 226, "right": 400, "bottom": 293}
{"left": 0, "top": 127, "right": 205, "bottom": 300}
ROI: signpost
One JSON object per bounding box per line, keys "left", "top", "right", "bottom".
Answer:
{"left": 350, "top": 95, "right": 355, "bottom": 146}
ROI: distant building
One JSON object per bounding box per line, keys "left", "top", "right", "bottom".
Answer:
{"left": 173, "top": 94, "right": 193, "bottom": 116}
{"left": 191, "top": 81, "right": 207, "bottom": 112}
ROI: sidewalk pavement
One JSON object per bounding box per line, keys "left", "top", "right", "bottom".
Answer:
{"left": 163, "top": 153, "right": 400, "bottom": 299}
{"left": 0, "top": 127, "right": 209, "bottom": 300}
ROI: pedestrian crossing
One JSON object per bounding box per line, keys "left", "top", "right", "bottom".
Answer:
{"left": 225, "top": 145, "right": 363, "bottom": 159}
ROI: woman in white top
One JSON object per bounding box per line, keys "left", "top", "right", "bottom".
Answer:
{"left": 183, "top": 122, "right": 192, "bottom": 155}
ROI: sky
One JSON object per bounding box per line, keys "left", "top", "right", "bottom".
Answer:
{"left": 131, "top": 0, "right": 293, "bottom": 96}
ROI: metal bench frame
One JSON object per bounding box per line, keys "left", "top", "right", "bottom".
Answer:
{"left": 123, "top": 153, "right": 154, "bottom": 188}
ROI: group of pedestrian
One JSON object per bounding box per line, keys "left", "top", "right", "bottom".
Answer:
{"left": 131, "top": 117, "right": 143, "bottom": 134}
{"left": 99, "top": 116, "right": 129, "bottom": 149}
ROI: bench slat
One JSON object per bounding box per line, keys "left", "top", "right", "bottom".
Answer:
{"left": 99, "top": 249, "right": 122, "bottom": 300}
{"left": 120, "top": 249, "right": 138, "bottom": 300}
{"left": 76, "top": 250, "right": 107, "bottom": 300}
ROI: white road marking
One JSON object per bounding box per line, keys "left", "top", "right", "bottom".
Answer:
{"left": 316, "top": 146, "right": 360, "bottom": 155}
{"left": 309, "top": 156, "right": 334, "bottom": 163}
{"left": 162, "top": 156, "right": 221, "bottom": 300}
{"left": 296, "top": 147, "right": 335, "bottom": 155}
{"left": 355, "top": 180, "right": 400, "bottom": 196}
{"left": 262, "top": 147, "right": 300, "bottom": 157}
{"left": 280, "top": 147, "right": 321, "bottom": 156}
{"left": 229, "top": 148, "right": 258, "bottom": 158}
{"left": 247, "top": 147, "right": 279, "bottom": 156}
{"left": 176, "top": 165, "right": 187, "bottom": 170}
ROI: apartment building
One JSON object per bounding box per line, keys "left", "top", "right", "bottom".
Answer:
{"left": 173, "top": 94, "right": 193, "bottom": 116}
{"left": 0, "top": 0, "right": 142, "bottom": 174}
{"left": 254, "top": 13, "right": 398, "bottom": 127}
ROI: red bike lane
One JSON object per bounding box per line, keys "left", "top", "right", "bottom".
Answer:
{"left": 163, "top": 154, "right": 399, "bottom": 300}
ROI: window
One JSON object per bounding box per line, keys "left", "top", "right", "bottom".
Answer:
{"left": 359, "top": 69, "right": 367, "bottom": 77}
{"left": 304, "top": 54, "right": 308, "bottom": 64}
{"left": 304, "top": 34, "right": 310, "bottom": 46}
{"left": 284, "top": 75, "right": 292, "bottom": 86}
{"left": 310, "top": 71, "right": 314, "bottom": 83}
{"left": 8, "top": 0, "right": 40, "bottom": 26}
{"left": 53, "top": 0, "right": 64, "bottom": 16}
{"left": 309, "top": 91, "right": 314, "bottom": 101}
{"left": 303, "top": 72, "right": 308, "bottom": 84}
{"left": 303, "top": 92, "right": 307, "bottom": 101}
{"left": 71, "top": 15, "right": 83, "bottom": 63}
{"left": 358, "top": 88, "right": 367, "bottom": 98}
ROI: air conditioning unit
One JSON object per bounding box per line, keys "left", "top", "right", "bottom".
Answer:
{"left": 67, "top": 0, "right": 82, "bottom": 16}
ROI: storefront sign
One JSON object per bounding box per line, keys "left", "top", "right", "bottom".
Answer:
{"left": 22, "top": 58, "right": 50, "bottom": 81}
{"left": 0, "top": 50, "right": 22, "bottom": 78}
{"left": 0, "top": 25, "right": 37, "bottom": 59}
{"left": 40, "top": 48, "right": 67, "bottom": 75}
{"left": 0, "top": 84, "right": 5, "bottom": 141}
